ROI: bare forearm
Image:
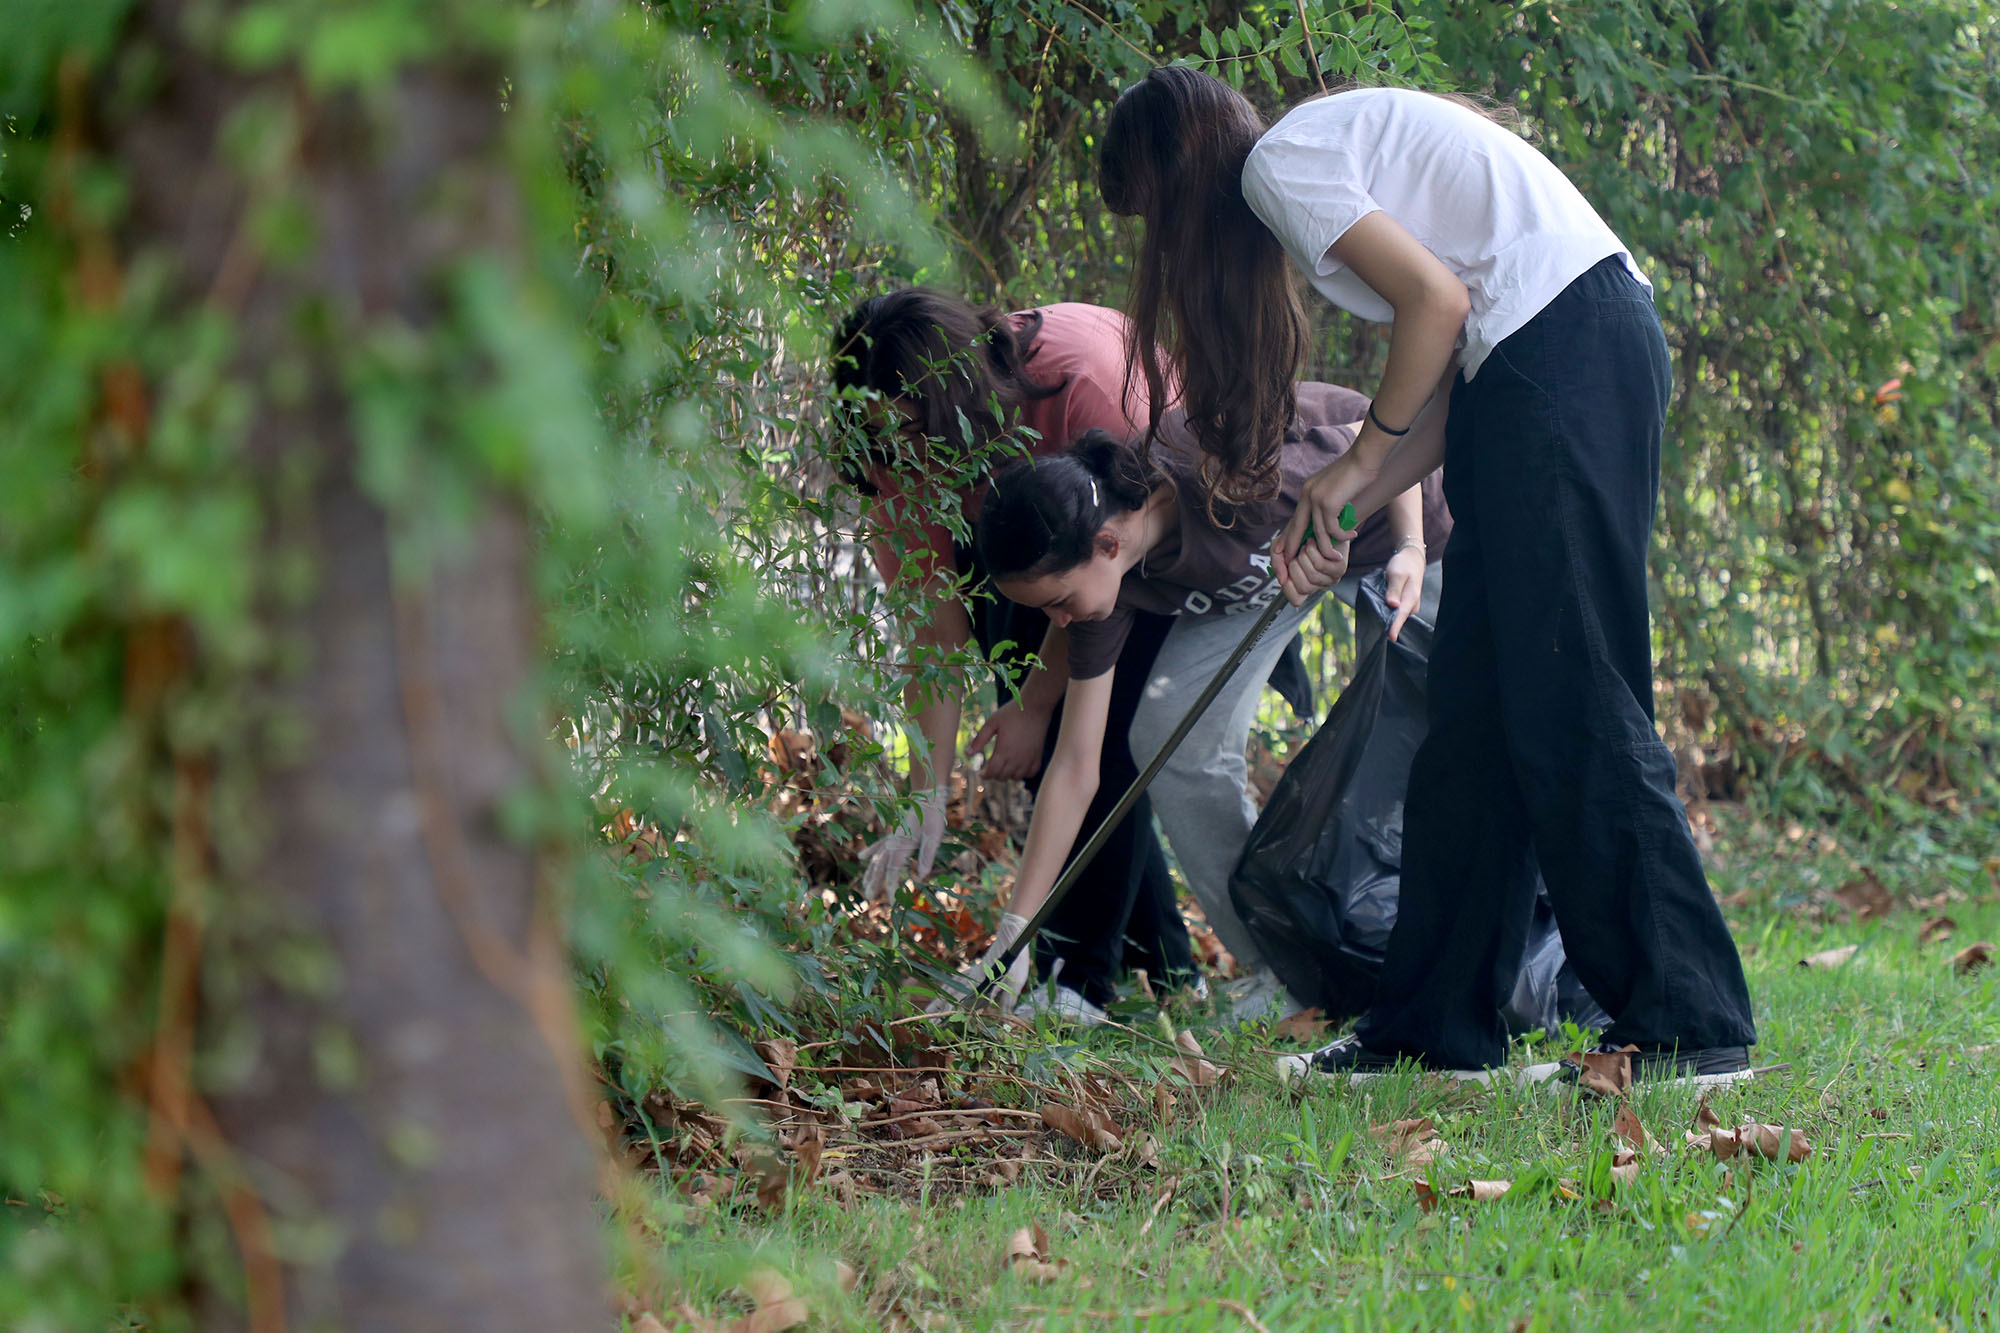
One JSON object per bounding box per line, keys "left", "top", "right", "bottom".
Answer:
{"left": 1383, "top": 483, "right": 1425, "bottom": 548}
{"left": 1367, "top": 294, "right": 1463, "bottom": 437}
{"left": 1002, "top": 751, "right": 1098, "bottom": 919}
{"left": 1349, "top": 361, "right": 1455, "bottom": 525}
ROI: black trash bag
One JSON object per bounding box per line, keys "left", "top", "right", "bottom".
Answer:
{"left": 1229, "top": 571, "right": 1610, "bottom": 1035}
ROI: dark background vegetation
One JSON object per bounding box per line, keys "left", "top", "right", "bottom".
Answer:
{"left": 3, "top": 0, "right": 1994, "bottom": 1324}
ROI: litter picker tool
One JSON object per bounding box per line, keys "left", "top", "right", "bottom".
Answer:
{"left": 969, "top": 506, "right": 1353, "bottom": 1003}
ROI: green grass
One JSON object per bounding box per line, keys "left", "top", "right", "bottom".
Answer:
{"left": 645, "top": 866, "right": 2000, "bottom": 1331}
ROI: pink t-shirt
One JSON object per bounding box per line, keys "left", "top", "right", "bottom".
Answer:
{"left": 867, "top": 303, "right": 1148, "bottom": 590}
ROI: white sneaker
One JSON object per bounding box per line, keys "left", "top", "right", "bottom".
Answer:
{"left": 1275, "top": 1035, "right": 1508, "bottom": 1088}
{"left": 1016, "top": 983, "right": 1109, "bottom": 1028}
{"left": 1224, "top": 967, "right": 1303, "bottom": 1022}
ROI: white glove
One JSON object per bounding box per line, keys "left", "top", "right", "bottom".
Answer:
{"left": 857, "top": 783, "right": 948, "bottom": 903}
{"left": 927, "top": 911, "right": 1032, "bottom": 1014}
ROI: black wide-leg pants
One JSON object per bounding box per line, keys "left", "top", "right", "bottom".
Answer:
{"left": 1353, "top": 257, "right": 1758, "bottom": 1069}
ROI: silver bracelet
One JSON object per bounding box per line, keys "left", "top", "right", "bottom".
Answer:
{"left": 1393, "top": 535, "right": 1426, "bottom": 554}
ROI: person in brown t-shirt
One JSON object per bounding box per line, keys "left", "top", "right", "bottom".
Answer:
{"left": 947, "top": 387, "right": 1446, "bottom": 1016}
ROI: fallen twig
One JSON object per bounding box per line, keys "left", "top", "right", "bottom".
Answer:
{"left": 1014, "top": 1298, "right": 1274, "bottom": 1331}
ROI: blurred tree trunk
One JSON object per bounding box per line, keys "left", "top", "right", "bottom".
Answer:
{"left": 108, "top": 2, "right": 605, "bottom": 1326}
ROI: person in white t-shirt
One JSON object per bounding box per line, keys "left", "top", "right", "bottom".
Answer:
{"left": 1098, "top": 68, "right": 1758, "bottom": 1088}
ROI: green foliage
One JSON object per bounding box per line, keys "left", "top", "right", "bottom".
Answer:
{"left": 1412, "top": 0, "right": 2000, "bottom": 840}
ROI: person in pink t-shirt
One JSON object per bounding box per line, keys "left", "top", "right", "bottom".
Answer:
{"left": 830, "top": 288, "right": 1199, "bottom": 1019}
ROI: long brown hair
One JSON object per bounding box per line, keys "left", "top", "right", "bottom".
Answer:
{"left": 1100, "top": 66, "right": 1306, "bottom": 508}
{"left": 828, "top": 288, "right": 1061, "bottom": 495}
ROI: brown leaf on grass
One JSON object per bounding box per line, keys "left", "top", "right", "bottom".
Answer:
{"left": 1612, "top": 1103, "right": 1666, "bottom": 1157}
{"left": 1004, "top": 1222, "right": 1069, "bottom": 1284}
{"left": 834, "top": 1260, "right": 860, "bottom": 1293}
{"left": 1694, "top": 1094, "right": 1722, "bottom": 1130}
{"left": 746, "top": 1147, "right": 789, "bottom": 1210}
{"left": 1687, "top": 1123, "right": 1811, "bottom": 1164}
{"left": 1918, "top": 915, "right": 1959, "bottom": 946}
{"left": 1800, "top": 944, "right": 1859, "bottom": 969}
{"left": 755, "top": 1038, "right": 799, "bottom": 1089}
{"left": 1273, "top": 1008, "right": 1330, "bottom": 1042}
{"left": 731, "top": 1270, "right": 807, "bottom": 1333}
{"left": 1458, "top": 1179, "right": 1513, "bottom": 1201}
{"left": 1413, "top": 1178, "right": 1511, "bottom": 1211}
{"left": 1370, "top": 1118, "right": 1448, "bottom": 1165}
{"left": 822, "top": 1171, "right": 858, "bottom": 1205}
{"left": 1952, "top": 942, "right": 1995, "bottom": 976}
{"left": 1173, "top": 1029, "right": 1225, "bottom": 1087}
{"left": 1609, "top": 1150, "right": 1642, "bottom": 1186}
{"left": 1737, "top": 1124, "right": 1813, "bottom": 1163}
{"left": 792, "top": 1125, "right": 824, "bottom": 1187}
{"left": 1040, "top": 1103, "right": 1122, "bottom": 1153}
{"left": 1153, "top": 1082, "right": 1177, "bottom": 1129}
{"left": 1565, "top": 1045, "right": 1635, "bottom": 1098}
{"left": 1834, "top": 871, "right": 1893, "bottom": 921}
{"left": 632, "top": 1315, "right": 673, "bottom": 1333}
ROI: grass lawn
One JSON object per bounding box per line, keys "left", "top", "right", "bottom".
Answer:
{"left": 645, "top": 855, "right": 2000, "bottom": 1331}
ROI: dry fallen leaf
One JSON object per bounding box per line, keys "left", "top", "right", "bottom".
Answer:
{"left": 1458, "top": 1179, "right": 1513, "bottom": 1201}
{"left": 1370, "top": 1117, "right": 1449, "bottom": 1165}
{"left": 792, "top": 1125, "right": 824, "bottom": 1187}
{"left": 1414, "top": 1177, "right": 1511, "bottom": 1211}
{"left": 834, "top": 1260, "right": 859, "bottom": 1294}
{"left": 1153, "top": 1081, "right": 1177, "bottom": 1129}
{"left": 755, "top": 1037, "right": 799, "bottom": 1089}
{"left": 1951, "top": 942, "right": 1995, "bottom": 976}
{"left": 1800, "top": 944, "right": 1860, "bottom": 969}
{"left": 1565, "top": 1045, "right": 1635, "bottom": 1097}
{"left": 632, "top": 1315, "right": 672, "bottom": 1333}
{"left": 1694, "top": 1094, "right": 1722, "bottom": 1130}
{"left": 1040, "top": 1103, "right": 1122, "bottom": 1153}
{"left": 745, "top": 1147, "right": 789, "bottom": 1211}
{"left": 1612, "top": 1102, "right": 1666, "bottom": 1157}
{"left": 1918, "top": 915, "right": 1959, "bottom": 946}
{"left": 1173, "top": 1029, "right": 1225, "bottom": 1087}
{"left": 731, "top": 1270, "right": 807, "bottom": 1333}
{"left": 1833, "top": 871, "right": 1892, "bottom": 921}
{"left": 1609, "top": 1150, "right": 1641, "bottom": 1186}
{"left": 1687, "top": 1123, "right": 1811, "bottom": 1164}
{"left": 1273, "top": 1008, "right": 1330, "bottom": 1042}
{"left": 1004, "top": 1222, "right": 1069, "bottom": 1284}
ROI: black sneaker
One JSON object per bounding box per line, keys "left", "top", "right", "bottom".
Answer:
{"left": 1276, "top": 1035, "right": 1506, "bottom": 1087}
{"left": 1540, "top": 1043, "right": 1755, "bottom": 1092}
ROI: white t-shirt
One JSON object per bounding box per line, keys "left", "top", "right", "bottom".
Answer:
{"left": 1241, "top": 88, "right": 1647, "bottom": 379}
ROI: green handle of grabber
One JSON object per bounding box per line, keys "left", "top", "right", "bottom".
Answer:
{"left": 1294, "top": 505, "right": 1352, "bottom": 554}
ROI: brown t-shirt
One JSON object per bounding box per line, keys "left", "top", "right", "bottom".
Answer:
{"left": 867, "top": 303, "right": 1148, "bottom": 590}
{"left": 1067, "top": 381, "right": 1451, "bottom": 679}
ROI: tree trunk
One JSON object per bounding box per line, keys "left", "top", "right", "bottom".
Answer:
{"left": 109, "top": 3, "right": 606, "bottom": 1326}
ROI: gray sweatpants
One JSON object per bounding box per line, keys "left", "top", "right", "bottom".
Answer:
{"left": 1130, "top": 562, "right": 1444, "bottom": 973}
{"left": 1127, "top": 595, "right": 1319, "bottom": 972}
